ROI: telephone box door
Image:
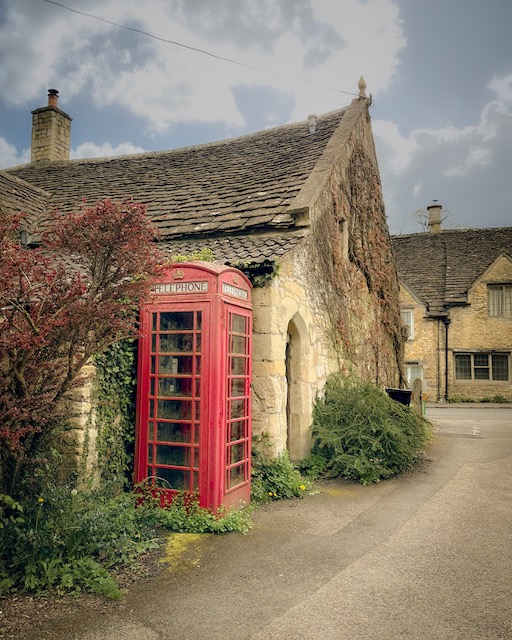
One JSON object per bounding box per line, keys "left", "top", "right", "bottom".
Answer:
{"left": 222, "top": 306, "right": 252, "bottom": 510}
{"left": 136, "top": 305, "right": 208, "bottom": 496}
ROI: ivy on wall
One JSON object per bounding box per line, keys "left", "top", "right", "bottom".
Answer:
{"left": 307, "top": 139, "right": 406, "bottom": 386}
{"left": 93, "top": 340, "right": 138, "bottom": 494}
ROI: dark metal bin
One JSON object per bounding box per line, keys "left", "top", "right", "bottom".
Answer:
{"left": 385, "top": 388, "right": 412, "bottom": 406}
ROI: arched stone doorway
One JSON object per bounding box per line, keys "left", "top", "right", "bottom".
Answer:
{"left": 285, "top": 313, "right": 312, "bottom": 462}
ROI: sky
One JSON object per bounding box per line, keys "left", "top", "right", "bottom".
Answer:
{"left": 0, "top": 0, "right": 511, "bottom": 234}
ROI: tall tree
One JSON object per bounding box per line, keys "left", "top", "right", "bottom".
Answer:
{"left": 0, "top": 199, "right": 164, "bottom": 497}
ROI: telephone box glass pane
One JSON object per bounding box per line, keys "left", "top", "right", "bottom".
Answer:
{"left": 231, "top": 335, "right": 246, "bottom": 354}
{"left": 230, "top": 399, "right": 245, "bottom": 419}
{"left": 230, "top": 378, "right": 246, "bottom": 397}
{"left": 230, "top": 442, "right": 245, "bottom": 464}
{"left": 156, "top": 445, "right": 190, "bottom": 467}
{"left": 158, "top": 355, "right": 193, "bottom": 375}
{"left": 157, "top": 422, "right": 192, "bottom": 443}
{"left": 231, "top": 357, "right": 246, "bottom": 375}
{"left": 160, "top": 312, "right": 194, "bottom": 331}
{"left": 158, "top": 378, "right": 193, "bottom": 397}
{"left": 158, "top": 356, "right": 179, "bottom": 374}
{"left": 230, "top": 420, "right": 245, "bottom": 442}
{"left": 156, "top": 467, "right": 189, "bottom": 490}
{"left": 229, "top": 466, "right": 245, "bottom": 486}
{"left": 232, "top": 315, "right": 246, "bottom": 334}
{"left": 157, "top": 400, "right": 192, "bottom": 420}
{"left": 159, "top": 334, "right": 194, "bottom": 353}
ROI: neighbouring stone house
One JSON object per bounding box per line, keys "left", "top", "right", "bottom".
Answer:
{"left": 392, "top": 204, "right": 512, "bottom": 402}
{"left": 2, "top": 82, "right": 404, "bottom": 469}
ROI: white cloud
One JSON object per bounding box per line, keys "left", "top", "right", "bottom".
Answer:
{"left": 374, "top": 73, "right": 512, "bottom": 232}
{"left": 0, "top": 139, "right": 29, "bottom": 169}
{"left": 489, "top": 74, "right": 512, "bottom": 103}
{"left": 70, "top": 142, "right": 146, "bottom": 159}
{"left": 0, "top": 0, "right": 405, "bottom": 133}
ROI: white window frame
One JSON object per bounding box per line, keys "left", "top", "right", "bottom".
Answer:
{"left": 401, "top": 308, "right": 414, "bottom": 340}
{"left": 405, "top": 362, "right": 423, "bottom": 386}
{"left": 488, "top": 283, "right": 512, "bottom": 317}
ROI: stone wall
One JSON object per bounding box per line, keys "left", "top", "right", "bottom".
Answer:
{"left": 251, "top": 250, "right": 333, "bottom": 461}
{"left": 400, "top": 286, "right": 442, "bottom": 400}
{"left": 63, "top": 364, "right": 101, "bottom": 485}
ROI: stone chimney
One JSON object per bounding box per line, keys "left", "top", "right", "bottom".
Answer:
{"left": 31, "top": 89, "right": 72, "bottom": 162}
{"left": 427, "top": 201, "right": 443, "bottom": 234}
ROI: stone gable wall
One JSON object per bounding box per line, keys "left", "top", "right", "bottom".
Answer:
{"left": 400, "top": 255, "right": 512, "bottom": 402}
{"left": 449, "top": 255, "right": 512, "bottom": 400}
{"left": 252, "top": 105, "right": 403, "bottom": 460}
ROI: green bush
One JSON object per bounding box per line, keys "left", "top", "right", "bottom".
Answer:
{"left": 310, "top": 375, "right": 431, "bottom": 485}
{"left": 0, "top": 485, "right": 251, "bottom": 598}
{"left": 251, "top": 451, "right": 311, "bottom": 503}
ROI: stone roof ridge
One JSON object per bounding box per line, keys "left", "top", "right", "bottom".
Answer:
{"left": 6, "top": 107, "right": 348, "bottom": 171}
{"left": 286, "top": 98, "right": 366, "bottom": 214}
{"left": 392, "top": 225, "right": 512, "bottom": 238}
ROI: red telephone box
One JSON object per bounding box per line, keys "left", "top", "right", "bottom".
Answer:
{"left": 134, "top": 262, "right": 252, "bottom": 512}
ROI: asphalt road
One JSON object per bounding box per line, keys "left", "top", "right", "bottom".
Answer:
{"left": 28, "top": 405, "right": 512, "bottom": 640}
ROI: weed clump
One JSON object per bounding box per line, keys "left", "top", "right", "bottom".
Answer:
{"left": 305, "top": 375, "right": 431, "bottom": 485}
{"left": 251, "top": 451, "right": 311, "bottom": 503}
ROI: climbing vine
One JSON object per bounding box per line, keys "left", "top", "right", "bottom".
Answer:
{"left": 307, "top": 139, "right": 405, "bottom": 385}
{"left": 93, "top": 340, "right": 138, "bottom": 494}
{"left": 346, "top": 143, "right": 405, "bottom": 383}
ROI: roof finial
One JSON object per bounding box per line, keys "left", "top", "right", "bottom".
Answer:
{"left": 358, "top": 76, "right": 367, "bottom": 98}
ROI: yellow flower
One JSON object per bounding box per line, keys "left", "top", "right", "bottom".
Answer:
{"left": 268, "top": 491, "right": 274, "bottom": 497}
{"left": 299, "top": 485, "right": 306, "bottom": 491}
{"left": 37, "top": 497, "right": 44, "bottom": 503}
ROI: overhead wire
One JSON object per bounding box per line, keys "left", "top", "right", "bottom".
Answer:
{"left": 40, "top": 0, "right": 359, "bottom": 98}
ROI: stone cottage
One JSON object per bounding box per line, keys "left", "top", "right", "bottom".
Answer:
{"left": 392, "top": 204, "right": 512, "bottom": 402}
{"left": 3, "top": 81, "right": 403, "bottom": 466}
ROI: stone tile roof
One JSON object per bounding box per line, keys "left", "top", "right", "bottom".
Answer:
{"left": 7, "top": 109, "right": 347, "bottom": 247}
{"left": 0, "top": 170, "right": 50, "bottom": 228}
{"left": 161, "top": 230, "right": 307, "bottom": 265}
{"left": 391, "top": 227, "right": 512, "bottom": 312}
